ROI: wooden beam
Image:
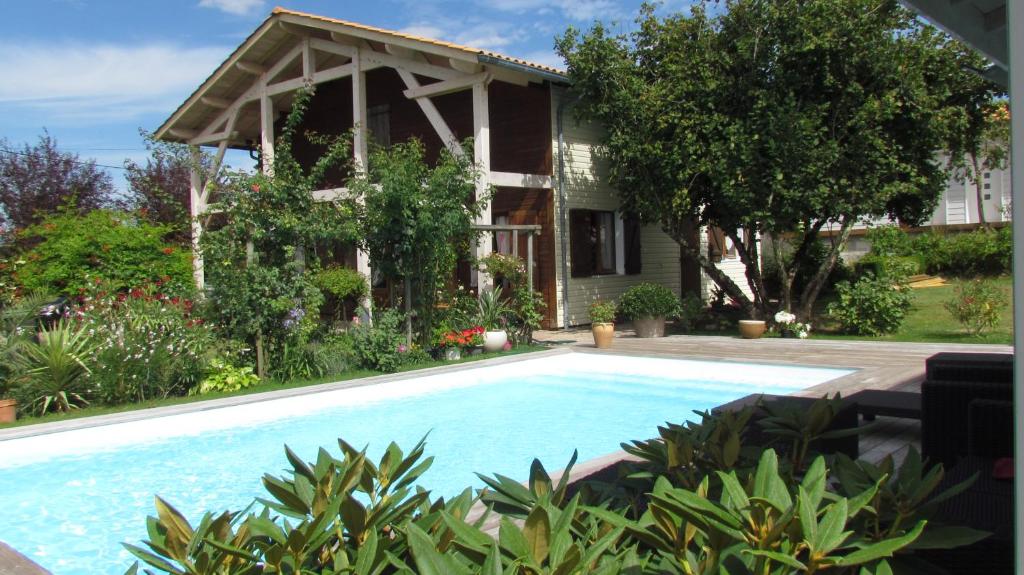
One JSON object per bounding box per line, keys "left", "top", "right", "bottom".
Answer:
{"left": 265, "top": 63, "right": 355, "bottom": 96}
{"left": 396, "top": 70, "right": 465, "bottom": 159}
{"left": 189, "top": 129, "right": 238, "bottom": 146}
{"left": 260, "top": 93, "right": 275, "bottom": 175}
{"left": 384, "top": 43, "right": 418, "bottom": 60}
{"left": 302, "top": 37, "right": 315, "bottom": 79}
{"left": 488, "top": 171, "right": 553, "bottom": 189}
{"left": 277, "top": 21, "right": 309, "bottom": 36}
{"left": 352, "top": 48, "right": 368, "bottom": 172}
{"left": 483, "top": 65, "right": 530, "bottom": 87}
{"left": 189, "top": 147, "right": 205, "bottom": 291}
{"left": 449, "top": 58, "right": 481, "bottom": 74}
{"left": 473, "top": 81, "right": 492, "bottom": 289}
{"left": 200, "top": 96, "right": 232, "bottom": 109}
{"left": 310, "top": 37, "right": 357, "bottom": 58}
{"left": 236, "top": 61, "right": 267, "bottom": 75}
{"left": 360, "top": 49, "right": 462, "bottom": 80}
{"left": 402, "top": 72, "right": 489, "bottom": 100}
{"left": 169, "top": 128, "right": 198, "bottom": 140}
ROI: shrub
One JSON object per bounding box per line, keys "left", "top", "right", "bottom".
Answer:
{"left": 944, "top": 279, "right": 1009, "bottom": 336}
{"left": 854, "top": 254, "right": 923, "bottom": 280}
{"left": 478, "top": 253, "right": 545, "bottom": 344}
{"left": 12, "top": 319, "right": 94, "bottom": 414}
{"left": 676, "top": 293, "right": 706, "bottom": 332}
{"left": 15, "top": 209, "right": 193, "bottom": 298}
{"left": 313, "top": 266, "right": 367, "bottom": 325}
{"left": 588, "top": 300, "right": 616, "bottom": 323}
{"left": 919, "top": 227, "right": 1011, "bottom": 277}
{"left": 76, "top": 282, "right": 213, "bottom": 404}
{"left": 618, "top": 282, "right": 681, "bottom": 320}
{"left": 190, "top": 360, "right": 260, "bottom": 395}
{"left": 827, "top": 274, "right": 913, "bottom": 336}
{"left": 350, "top": 308, "right": 417, "bottom": 373}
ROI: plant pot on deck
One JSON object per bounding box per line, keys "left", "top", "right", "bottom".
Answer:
{"left": 0, "top": 398, "right": 17, "bottom": 423}
{"left": 444, "top": 347, "right": 462, "bottom": 361}
{"left": 738, "top": 320, "right": 766, "bottom": 339}
{"left": 483, "top": 330, "right": 508, "bottom": 352}
{"left": 633, "top": 317, "right": 666, "bottom": 338}
{"left": 592, "top": 322, "right": 615, "bottom": 349}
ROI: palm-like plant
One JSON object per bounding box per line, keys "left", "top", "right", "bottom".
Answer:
{"left": 476, "top": 288, "right": 510, "bottom": 331}
{"left": 0, "top": 293, "right": 53, "bottom": 398}
{"left": 16, "top": 319, "right": 94, "bottom": 414}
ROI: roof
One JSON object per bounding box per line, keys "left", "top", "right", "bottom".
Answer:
{"left": 900, "top": 0, "right": 1007, "bottom": 84}
{"left": 156, "top": 7, "right": 567, "bottom": 146}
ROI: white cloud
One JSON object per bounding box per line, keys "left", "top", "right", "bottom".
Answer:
{"left": 0, "top": 42, "right": 230, "bottom": 123}
{"left": 401, "top": 20, "right": 525, "bottom": 51}
{"left": 197, "top": 0, "right": 265, "bottom": 16}
{"left": 519, "top": 50, "right": 566, "bottom": 71}
{"left": 398, "top": 24, "right": 448, "bottom": 39}
{"left": 482, "top": 0, "right": 624, "bottom": 21}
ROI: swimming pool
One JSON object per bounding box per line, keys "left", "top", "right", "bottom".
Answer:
{"left": 0, "top": 352, "right": 853, "bottom": 574}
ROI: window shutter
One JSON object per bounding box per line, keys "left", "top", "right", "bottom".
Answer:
{"left": 624, "top": 217, "right": 642, "bottom": 275}
{"left": 708, "top": 227, "right": 726, "bottom": 263}
{"left": 570, "top": 209, "right": 594, "bottom": 278}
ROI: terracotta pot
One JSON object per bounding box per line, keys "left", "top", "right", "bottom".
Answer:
{"left": 738, "top": 320, "right": 766, "bottom": 339}
{"left": 0, "top": 398, "right": 17, "bottom": 424}
{"left": 633, "top": 317, "right": 666, "bottom": 338}
{"left": 592, "top": 322, "right": 615, "bottom": 348}
{"left": 483, "top": 330, "right": 508, "bottom": 352}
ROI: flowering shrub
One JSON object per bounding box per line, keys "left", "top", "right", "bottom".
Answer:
{"left": 350, "top": 308, "right": 418, "bottom": 373}
{"left": 944, "top": 279, "right": 1008, "bottom": 336}
{"left": 773, "top": 310, "right": 811, "bottom": 338}
{"left": 434, "top": 325, "right": 484, "bottom": 349}
{"left": 827, "top": 275, "right": 912, "bottom": 336}
{"left": 74, "top": 281, "right": 213, "bottom": 404}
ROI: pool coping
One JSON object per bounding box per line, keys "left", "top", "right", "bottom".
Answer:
{"left": 0, "top": 347, "right": 573, "bottom": 442}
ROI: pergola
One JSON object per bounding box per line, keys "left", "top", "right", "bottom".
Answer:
{"left": 899, "top": 0, "right": 1019, "bottom": 568}
{"left": 155, "top": 8, "right": 564, "bottom": 294}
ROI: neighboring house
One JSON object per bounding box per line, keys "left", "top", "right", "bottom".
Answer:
{"left": 156, "top": 7, "right": 749, "bottom": 328}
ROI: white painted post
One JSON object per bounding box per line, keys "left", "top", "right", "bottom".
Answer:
{"left": 260, "top": 94, "right": 275, "bottom": 173}
{"left": 189, "top": 148, "right": 205, "bottom": 292}
{"left": 473, "top": 81, "right": 493, "bottom": 291}
{"left": 352, "top": 48, "right": 374, "bottom": 320}
{"left": 1008, "top": 1, "right": 1022, "bottom": 570}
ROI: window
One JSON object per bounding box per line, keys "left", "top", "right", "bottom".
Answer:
{"left": 367, "top": 105, "right": 390, "bottom": 147}
{"left": 570, "top": 210, "right": 641, "bottom": 277}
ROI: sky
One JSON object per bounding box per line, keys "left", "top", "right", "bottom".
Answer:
{"left": 0, "top": 0, "right": 661, "bottom": 191}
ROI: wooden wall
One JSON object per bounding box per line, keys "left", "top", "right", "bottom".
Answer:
{"left": 491, "top": 187, "right": 557, "bottom": 328}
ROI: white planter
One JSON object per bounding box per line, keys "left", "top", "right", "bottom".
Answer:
{"left": 483, "top": 330, "right": 508, "bottom": 352}
{"left": 444, "top": 347, "right": 462, "bottom": 361}
{"left": 633, "top": 317, "right": 666, "bottom": 338}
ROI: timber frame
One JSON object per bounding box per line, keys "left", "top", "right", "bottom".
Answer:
{"left": 156, "top": 7, "right": 567, "bottom": 294}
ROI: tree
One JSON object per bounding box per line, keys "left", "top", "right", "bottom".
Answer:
{"left": 557, "top": 0, "right": 968, "bottom": 320}
{"left": 348, "top": 139, "right": 485, "bottom": 347}
{"left": 201, "top": 89, "right": 359, "bottom": 379}
{"left": 123, "top": 131, "right": 198, "bottom": 243}
{"left": 0, "top": 132, "right": 114, "bottom": 231}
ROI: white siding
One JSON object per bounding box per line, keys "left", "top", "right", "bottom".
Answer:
{"left": 550, "top": 87, "right": 682, "bottom": 327}
{"left": 549, "top": 87, "right": 755, "bottom": 326}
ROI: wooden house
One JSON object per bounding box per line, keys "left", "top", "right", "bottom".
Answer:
{"left": 156, "top": 7, "right": 750, "bottom": 328}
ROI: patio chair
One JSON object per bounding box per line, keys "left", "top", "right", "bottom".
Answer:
{"left": 924, "top": 351, "right": 1013, "bottom": 383}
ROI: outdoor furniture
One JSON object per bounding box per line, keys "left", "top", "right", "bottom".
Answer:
{"left": 925, "top": 351, "right": 1013, "bottom": 383}
{"left": 844, "top": 389, "right": 921, "bottom": 421}
{"left": 921, "top": 352, "right": 1013, "bottom": 467}
{"left": 714, "top": 394, "right": 859, "bottom": 459}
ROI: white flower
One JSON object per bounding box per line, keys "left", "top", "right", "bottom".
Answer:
{"left": 774, "top": 311, "right": 796, "bottom": 324}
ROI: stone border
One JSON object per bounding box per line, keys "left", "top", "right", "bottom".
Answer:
{"left": 0, "top": 347, "right": 571, "bottom": 442}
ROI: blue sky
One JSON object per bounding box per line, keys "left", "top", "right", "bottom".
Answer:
{"left": 0, "top": 0, "right": 658, "bottom": 191}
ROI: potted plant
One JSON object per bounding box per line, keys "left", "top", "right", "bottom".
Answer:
{"left": 589, "top": 300, "right": 617, "bottom": 349}
{"left": 477, "top": 289, "right": 510, "bottom": 352}
{"left": 738, "top": 319, "right": 767, "bottom": 339}
{"left": 618, "top": 282, "right": 681, "bottom": 338}
{"left": 774, "top": 310, "right": 811, "bottom": 339}
{"left": 433, "top": 325, "right": 484, "bottom": 360}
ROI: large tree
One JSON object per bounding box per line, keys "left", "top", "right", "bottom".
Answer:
{"left": 123, "top": 132, "right": 196, "bottom": 243}
{"left": 557, "top": 0, "right": 970, "bottom": 319}
{"left": 0, "top": 132, "right": 114, "bottom": 230}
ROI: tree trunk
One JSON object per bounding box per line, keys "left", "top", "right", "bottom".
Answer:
{"left": 778, "top": 222, "right": 825, "bottom": 314}
{"left": 971, "top": 152, "right": 988, "bottom": 226}
{"left": 667, "top": 221, "right": 756, "bottom": 318}
{"left": 797, "top": 216, "right": 855, "bottom": 320}
{"left": 728, "top": 229, "right": 769, "bottom": 318}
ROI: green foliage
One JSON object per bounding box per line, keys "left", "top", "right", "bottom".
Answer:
{"left": 15, "top": 208, "right": 192, "bottom": 298}
{"left": 0, "top": 292, "right": 51, "bottom": 398}
{"left": 557, "top": 0, "right": 972, "bottom": 320}
{"left": 350, "top": 308, "right": 421, "bottom": 373}
{"left": 828, "top": 275, "right": 913, "bottom": 336}
{"left": 865, "top": 226, "right": 1012, "bottom": 277}
{"left": 190, "top": 360, "right": 260, "bottom": 395}
{"left": 944, "top": 278, "right": 1009, "bottom": 336}
{"left": 351, "top": 138, "right": 485, "bottom": 347}
{"left": 201, "top": 88, "right": 358, "bottom": 378}
{"left": 313, "top": 265, "right": 368, "bottom": 325}
{"left": 854, "top": 255, "right": 924, "bottom": 281}
{"left": 0, "top": 255, "right": 25, "bottom": 307}
{"left": 475, "top": 288, "right": 510, "bottom": 331}
{"left": 13, "top": 319, "right": 94, "bottom": 414}
{"left": 588, "top": 300, "right": 616, "bottom": 324}
{"left": 617, "top": 282, "right": 681, "bottom": 320}
{"left": 675, "top": 293, "right": 705, "bottom": 333}
{"left": 77, "top": 282, "right": 212, "bottom": 404}
{"left": 478, "top": 253, "right": 545, "bottom": 344}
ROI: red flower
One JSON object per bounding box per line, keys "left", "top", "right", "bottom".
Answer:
{"left": 162, "top": 247, "right": 174, "bottom": 255}
{"left": 251, "top": 184, "right": 260, "bottom": 193}
{"left": 130, "top": 288, "right": 144, "bottom": 299}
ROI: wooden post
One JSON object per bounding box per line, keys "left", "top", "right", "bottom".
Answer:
{"left": 352, "top": 47, "right": 374, "bottom": 322}
{"left": 527, "top": 232, "right": 534, "bottom": 291}
{"left": 472, "top": 81, "right": 492, "bottom": 290}
{"left": 189, "top": 148, "right": 205, "bottom": 292}
{"left": 254, "top": 92, "right": 275, "bottom": 380}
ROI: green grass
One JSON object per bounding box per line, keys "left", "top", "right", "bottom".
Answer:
{"left": 813, "top": 275, "right": 1013, "bottom": 345}
{"left": 1, "top": 344, "right": 549, "bottom": 430}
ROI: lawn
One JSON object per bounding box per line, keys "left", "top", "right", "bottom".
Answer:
{"left": 0, "top": 344, "right": 549, "bottom": 430}
{"left": 814, "top": 275, "right": 1013, "bottom": 345}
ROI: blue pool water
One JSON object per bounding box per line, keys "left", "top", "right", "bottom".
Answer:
{"left": 0, "top": 354, "right": 852, "bottom": 573}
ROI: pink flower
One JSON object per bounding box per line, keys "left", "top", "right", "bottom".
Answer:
{"left": 397, "top": 344, "right": 408, "bottom": 353}
{"left": 502, "top": 341, "right": 512, "bottom": 351}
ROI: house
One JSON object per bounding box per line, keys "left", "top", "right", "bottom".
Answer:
{"left": 156, "top": 7, "right": 750, "bottom": 328}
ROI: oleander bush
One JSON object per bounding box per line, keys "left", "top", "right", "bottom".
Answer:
{"left": 944, "top": 278, "right": 1009, "bottom": 336}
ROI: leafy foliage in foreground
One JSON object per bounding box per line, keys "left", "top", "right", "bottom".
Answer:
{"left": 126, "top": 398, "right": 985, "bottom": 574}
